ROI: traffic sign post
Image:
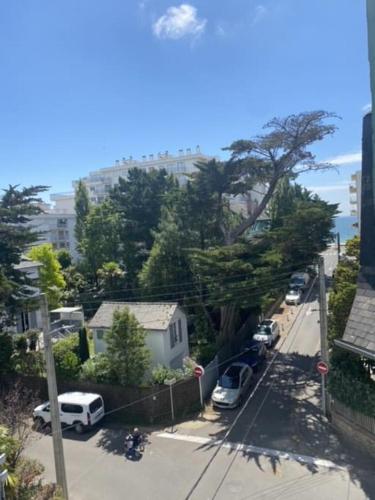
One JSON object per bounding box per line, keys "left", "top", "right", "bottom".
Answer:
{"left": 193, "top": 366, "right": 205, "bottom": 409}
{"left": 316, "top": 361, "right": 329, "bottom": 418}
{"left": 165, "top": 378, "right": 177, "bottom": 433}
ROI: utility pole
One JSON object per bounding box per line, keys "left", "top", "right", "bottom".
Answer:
{"left": 40, "top": 295, "right": 69, "bottom": 499}
{"left": 318, "top": 256, "right": 329, "bottom": 417}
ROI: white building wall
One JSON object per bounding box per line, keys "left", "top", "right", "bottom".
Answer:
{"left": 28, "top": 212, "right": 79, "bottom": 261}
{"left": 162, "top": 308, "right": 189, "bottom": 369}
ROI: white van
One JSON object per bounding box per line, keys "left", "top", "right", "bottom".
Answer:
{"left": 33, "top": 392, "right": 105, "bottom": 434}
{"left": 289, "top": 272, "right": 310, "bottom": 291}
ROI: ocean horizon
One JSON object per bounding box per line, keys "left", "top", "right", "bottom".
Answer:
{"left": 333, "top": 215, "right": 359, "bottom": 244}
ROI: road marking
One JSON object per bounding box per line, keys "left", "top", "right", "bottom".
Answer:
{"left": 156, "top": 432, "right": 348, "bottom": 472}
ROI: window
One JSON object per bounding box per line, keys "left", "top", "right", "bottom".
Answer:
{"left": 61, "top": 403, "right": 83, "bottom": 414}
{"left": 169, "top": 323, "right": 177, "bottom": 349}
{"left": 57, "top": 218, "right": 68, "bottom": 227}
{"left": 178, "top": 319, "right": 182, "bottom": 342}
{"left": 89, "top": 397, "right": 103, "bottom": 414}
{"left": 58, "top": 230, "right": 65, "bottom": 240}
{"left": 96, "top": 329, "right": 104, "bottom": 340}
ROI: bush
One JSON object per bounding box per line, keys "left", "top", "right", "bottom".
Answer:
{"left": 53, "top": 334, "right": 81, "bottom": 380}
{"left": 150, "top": 364, "right": 192, "bottom": 385}
{"left": 80, "top": 354, "right": 116, "bottom": 384}
{"left": 191, "top": 342, "right": 217, "bottom": 366}
{"left": 14, "top": 335, "right": 28, "bottom": 353}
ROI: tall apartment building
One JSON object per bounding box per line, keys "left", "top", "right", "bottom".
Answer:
{"left": 349, "top": 170, "right": 362, "bottom": 231}
{"left": 28, "top": 199, "right": 79, "bottom": 261}
{"left": 73, "top": 146, "right": 212, "bottom": 205}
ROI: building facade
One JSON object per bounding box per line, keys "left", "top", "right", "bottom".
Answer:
{"left": 349, "top": 170, "right": 362, "bottom": 230}
{"left": 72, "top": 146, "right": 212, "bottom": 205}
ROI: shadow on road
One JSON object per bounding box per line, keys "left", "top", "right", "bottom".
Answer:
{"left": 196, "top": 351, "right": 375, "bottom": 499}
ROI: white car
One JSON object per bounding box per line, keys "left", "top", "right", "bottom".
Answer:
{"left": 212, "top": 362, "right": 253, "bottom": 409}
{"left": 285, "top": 288, "right": 302, "bottom": 305}
{"left": 253, "top": 319, "right": 280, "bottom": 347}
{"left": 33, "top": 392, "right": 105, "bottom": 434}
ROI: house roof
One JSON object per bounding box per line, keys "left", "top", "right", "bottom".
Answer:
{"left": 88, "top": 302, "right": 179, "bottom": 331}
{"left": 14, "top": 259, "right": 43, "bottom": 271}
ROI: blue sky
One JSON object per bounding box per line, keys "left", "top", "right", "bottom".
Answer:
{"left": 0, "top": 0, "right": 370, "bottom": 215}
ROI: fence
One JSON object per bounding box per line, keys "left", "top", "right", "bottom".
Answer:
{"left": 200, "top": 355, "right": 219, "bottom": 400}
{"left": 1, "top": 374, "right": 201, "bottom": 425}
{"left": 332, "top": 399, "right": 375, "bottom": 436}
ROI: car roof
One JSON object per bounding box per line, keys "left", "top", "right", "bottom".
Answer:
{"left": 224, "top": 362, "right": 248, "bottom": 374}
{"left": 57, "top": 392, "right": 102, "bottom": 405}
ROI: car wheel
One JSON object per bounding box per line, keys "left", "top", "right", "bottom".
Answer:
{"left": 74, "top": 421, "right": 85, "bottom": 434}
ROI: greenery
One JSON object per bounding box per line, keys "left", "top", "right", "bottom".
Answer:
{"left": 151, "top": 364, "right": 193, "bottom": 385}
{"left": 328, "top": 236, "right": 375, "bottom": 415}
{"left": 0, "top": 333, "right": 14, "bottom": 375}
{"left": 105, "top": 308, "right": 151, "bottom": 385}
{"left": 27, "top": 243, "right": 66, "bottom": 309}
{"left": 56, "top": 248, "right": 72, "bottom": 269}
{"left": 0, "top": 184, "right": 47, "bottom": 328}
{"left": 80, "top": 353, "right": 116, "bottom": 384}
{"left": 74, "top": 179, "right": 91, "bottom": 252}
{"left": 52, "top": 334, "right": 81, "bottom": 379}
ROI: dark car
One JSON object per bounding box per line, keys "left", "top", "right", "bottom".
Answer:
{"left": 238, "top": 339, "right": 267, "bottom": 371}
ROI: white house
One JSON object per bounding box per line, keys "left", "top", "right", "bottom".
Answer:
{"left": 89, "top": 302, "right": 189, "bottom": 370}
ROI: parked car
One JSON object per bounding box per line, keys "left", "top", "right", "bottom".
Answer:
{"left": 253, "top": 319, "right": 280, "bottom": 347}
{"left": 212, "top": 362, "right": 254, "bottom": 409}
{"left": 285, "top": 288, "right": 303, "bottom": 305}
{"left": 289, "top": 272, "right": 310, "bottom": 291}
{"left": 33, "top": 392, "right": 105, "bottom": 434}
{"left": 238, "top": 339, "right": 267, "bottom": 371}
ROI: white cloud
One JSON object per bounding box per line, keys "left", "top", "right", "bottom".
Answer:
{"left": 153, "top": 4, "right": 207, "bottom": 40}
{"left": 252, "top": 5, "right": 267, "bottom": 25}
{"left": 325, "top": 152, "right": 362, "bottom": 166}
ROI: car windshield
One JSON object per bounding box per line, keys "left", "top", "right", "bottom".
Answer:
{"left": 219, "top": 375, "right": 240, "bottom": 389}
{"left": 219, "top": 366, "right": 242, "bottom": 389}
{"left": 258, "top": 325, "right": 271, "bottom": 334}
{"left": 291, "top": 278, "right": 304, "bottom": 286}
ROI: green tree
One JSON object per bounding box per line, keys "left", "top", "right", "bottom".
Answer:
{"left": 56, "top": 249, "right": 72, "bottom": 269}
{"left": 27, "top": 244, "right": 66, "bottom": 309}
{"left": 74, "top": 180, "right": 90, "bottom": 251}
{"left": 78, "top": 327, "right": 90, "bottom": 364}
{"left": 139, "top": 208, "right": 193, "bottom": 300}
{"left": 110, "top": 168, "right": 176, "bottom": 284}
{"left": 97, "top": 262, "right": 126, "bottom": 292}
{"left": 105, "top": 307, "right": 150, "bottom": 385}
{"left": 53, "top": 334, "right": 81, "bottom": 380}
{"left": 0, "top": 185, "right": 47, "bottom": 327}
{"left": 80, "top": 201, "right": 121, "bottom": 281}
{"left": 345, "top": 235, "right": 360, "bottom": 259}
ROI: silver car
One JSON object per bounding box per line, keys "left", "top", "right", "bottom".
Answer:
{"left": 212, "top": 363, "right": 253, "bottom": 409}
{"left": 253, "top": 319, "right": 280, "bottom": 347}
{"left": 285, "top": 288, "right": 302, "bottom": 305}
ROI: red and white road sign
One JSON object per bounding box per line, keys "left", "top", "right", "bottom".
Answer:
{"left": 316, "top": 361, "right": 329, "bottom": 375}
{"left": 194, "top": 365, "right": 205, "bottom": 378}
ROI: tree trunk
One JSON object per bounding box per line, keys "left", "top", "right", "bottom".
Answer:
{"left": 219, "top": 304, "right": 239, "bottom": 344}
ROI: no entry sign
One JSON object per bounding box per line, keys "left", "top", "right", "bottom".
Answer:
{"left": 194, "top": 365, "right": 205, "bottom": 378}
{"left": 316, "top": 361, "right": 329, "bottom": 375}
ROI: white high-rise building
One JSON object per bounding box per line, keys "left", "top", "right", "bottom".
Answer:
{"left": 27, "top": 198, "right": 79, "bottom": 261}
{"left": 349, "top": 170, "right": 362, "bottom": 231}
{"left": 73, "top": 146, "right": 212, "bottom": 205}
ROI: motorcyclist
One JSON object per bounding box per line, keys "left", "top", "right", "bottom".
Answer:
{"left": 132, "top": 427, "right": 141, "bottom": 448}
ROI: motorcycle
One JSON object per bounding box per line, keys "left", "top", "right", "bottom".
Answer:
{"left": 124, "top": 432, "right": 146, "bottom": 460}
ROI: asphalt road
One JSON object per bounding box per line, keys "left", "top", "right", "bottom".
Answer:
{"left": 27, "top": 249, "right": 374, "bottom": 499}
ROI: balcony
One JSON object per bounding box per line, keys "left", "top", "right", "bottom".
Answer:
{"left": 349, "top": 185, "right": 357, "bottom": 193}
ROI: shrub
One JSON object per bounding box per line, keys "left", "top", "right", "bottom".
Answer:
{"left": 80, "top": 354, "right": 116, "bottom": 384}
{"left": 53, "top": 334, "right": 81, "bottom": 380}
{"left": 150, "top": 364, "right": 192, "bottom": 385}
